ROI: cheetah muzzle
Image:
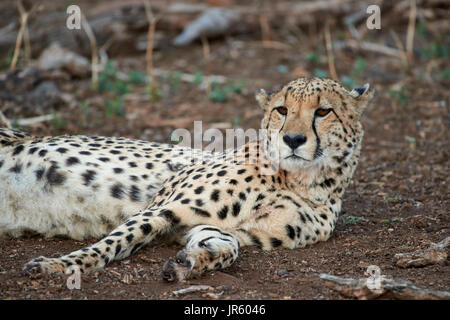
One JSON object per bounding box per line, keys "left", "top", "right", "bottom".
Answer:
{"left": 0, "top": 77, "right": 374, "bottom": 282}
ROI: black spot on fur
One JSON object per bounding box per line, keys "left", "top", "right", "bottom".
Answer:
{"left": 38, "top": 149, "right": 48, "bottom": 157}
{"left": 232, "top": 202, "right": 241, "bottom": 216}
{"left": 159, "top": 209, "right": 180, "bottom": 224}
{"left": 271, "top": 238, "right": 282, "bottom": 247}
{"left": 113, "top": 168, "right": 123, "bottom": 174}
{"left": 126, "top": 234, "right": 134, "bottom": 243}
{"left": 181, "top": 199, "right": 190, "bottom": 204}
{"left": 81, "top": 170, "right": 96, "bottom": 186}
{"left": 56, "top": 147, "right": 68, "bottom": 154}
{"left": 191, "top": 207, "right": 211, "bottom": 217}
{"left": 111, "top": 183, "right": 125, "bottom": 199}
{"left": 128, "top": 162, "right": 137, "bottom": 168}
{"left": 145, "top": 163, "right": 153, "bottom": 169}
{"left": 9, "top": 162, "right": 22, "bottom": 173}
{"left": 130, "top": 185, "right": 141, "bottom": 201}
{"left": 286, "top": 225, "right": 296, "bottom": 240}
{"left": 12, "top": 145, "right": 24, "bottom": 156}
{"left": 210, "top": 189, "right": 220, "bottom": 202}
{"left": 217, "top": 170, "right": 227, "bottom": 176}
{"left": 217, "top": 206, "right": 228, "bottom": 219}
{"left": 66, "top": 157, "right": 80, "bottom": 166}
{"left": 79, "top": 151, "right": 91, "bottom": 155}
{"left": 35, "top": 168, "right": 45, "bottom": 180}
{"left": 174, "top": 193, "right": 184, "bottom": 201}
{"left": 194, "top": 186, "right": 204, "bottom": 194}
{"left": 140, "top": 223, "right": 152, "bottom": 235}
{"left": 46, "top": 164, "right": 66, "bottom": 185}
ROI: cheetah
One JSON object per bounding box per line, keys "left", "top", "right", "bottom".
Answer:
{"left": 0, "top": 77, "right": 374, "bottom": 281}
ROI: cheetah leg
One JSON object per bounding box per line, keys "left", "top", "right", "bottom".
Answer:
{"left": 23, "top": 208, "right": 177, "bottom": 275}
{"left": 161, "top": 225, "right": 239, "bottom": 282}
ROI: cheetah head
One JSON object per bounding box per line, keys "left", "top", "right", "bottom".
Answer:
{"left": 256, "top": 77, "right": 374, "bottom": 172}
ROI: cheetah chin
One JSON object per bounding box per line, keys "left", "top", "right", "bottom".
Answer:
{"left": 0, "top": 77, "right": 374, "bottom": 281}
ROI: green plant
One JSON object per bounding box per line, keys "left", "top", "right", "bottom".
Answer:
{"left": 49, "top": 113, "right": 67, "bottom": 130}
{"left": 98, "top": 61, "right": 129, "bottom": 95}
{"left": 79, "top": 101, "right": 91, "bottom": 127}
{"left": 341, "top": 76, "right": 357, "bottom": 88}
{"left": 419, "top": 42, "right": 449, "bottom": 60}
{"left": 194, "top": 71, "right": 204, "bottom": 86}
{"left": 128, "top": 70, "right": 148, "bottom": 85}
{"left": 439, "top": 68, "right": 450, "bottom": 79}
{"left": 352, "top": 57, "right": 367, "bottom": 78}
{"left": 105, "top": 97, "right": 125, "bottom": 118}
{"left": 148, "top": 83, "right": 162, "bottom": 103}
{"left": 306, "top": 52, "right": 320, "bottom": 64}
{"left": 209, "top": 80, "right": 245, "bottom": 103}
{"left": 314, "top": 69, "right": 327, "bottom": 78}
{"left": 390, "top": 88, "right": 408, "bottom": 106}
{"left": 164, "top": 71, "right": 182, "bottom": 94}
{"left": 277, "top": 65, "right": 289, "bottom": 74}
{"left": 344, "top": 216, "right": 362, "bottom": 225}
{"left": 383, "top": 195, "right": 402, "bottom": 202}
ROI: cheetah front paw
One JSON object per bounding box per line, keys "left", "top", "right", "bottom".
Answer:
{"left": 23, "top": 256, "right": 68, "bottom": 275}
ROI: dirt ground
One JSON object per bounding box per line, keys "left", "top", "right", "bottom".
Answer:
{"left": 0, "top": 0, "right": 449, "bottom": 300}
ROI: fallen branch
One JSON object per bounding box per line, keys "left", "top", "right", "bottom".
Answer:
{"left": 333, "top": 39, "right": 407, "bottom": 60}
{"left": 320, "top": 273, "right": 450, "bottom": 300}
{"left": 0, "top": 113, "right": 57, "bottom": 128}
{"left": 172, "top": 285, "right": 213, "bottom": 296}
{"left": 394, "top": 236, "right": 449, "bottom": 268}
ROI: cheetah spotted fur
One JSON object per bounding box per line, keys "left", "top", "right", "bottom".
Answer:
{"left": 0, "top": 77, "right": 374, "bottom": 281}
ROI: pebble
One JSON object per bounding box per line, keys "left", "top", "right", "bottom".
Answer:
{"left": 277, "top": 269, "right": 287, "bottom": 277}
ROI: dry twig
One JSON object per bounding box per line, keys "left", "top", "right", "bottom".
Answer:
{"left": 144, "top": 0, "right": 164, "bottom": 94}
{"left": 10, "top": 0, "right": 38, "bottom": 69}
{"left": 406, "top": 0, "right": 417, "bottom": 62}
{"left": 324, "top": 23, "right": 338, "bottom": 80}
{"left": 80, "top": 13, "right": 99, "bottom": 90}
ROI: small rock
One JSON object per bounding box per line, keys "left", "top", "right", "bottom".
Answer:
{"left": 277, "top": 269, "right": 288, "bottom": 277}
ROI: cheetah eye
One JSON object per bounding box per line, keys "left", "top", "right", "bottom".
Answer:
{"left": 275, "top": 106, "right": 288, "bottom": 116}
{"left": 315, "top": 108, "right": 332, "bottom": 117}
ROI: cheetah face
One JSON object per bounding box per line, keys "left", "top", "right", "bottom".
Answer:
{"left": 256, "top": 77, "right": 374, "bottom": 172}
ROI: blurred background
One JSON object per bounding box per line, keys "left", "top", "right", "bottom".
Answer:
{"left": 0, "top": 0, "right": 448, "bottom": 300}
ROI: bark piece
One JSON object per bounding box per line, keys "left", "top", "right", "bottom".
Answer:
{"left": 320, "top": 273, "right": 450, "bottom": 300}
{"left": 394, "top": 237, "right": 450, "bottom": 268}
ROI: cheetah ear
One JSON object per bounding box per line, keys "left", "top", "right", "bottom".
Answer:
{"left": 349, "top": 83, "right": 375, "bottom": 115}
{"left": 255, "top": 88, "right": 269, "bottom": 109}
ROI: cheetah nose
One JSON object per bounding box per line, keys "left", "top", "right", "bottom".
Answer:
{"left": 283, "top": 134, "right": 307, "bottom": 150}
